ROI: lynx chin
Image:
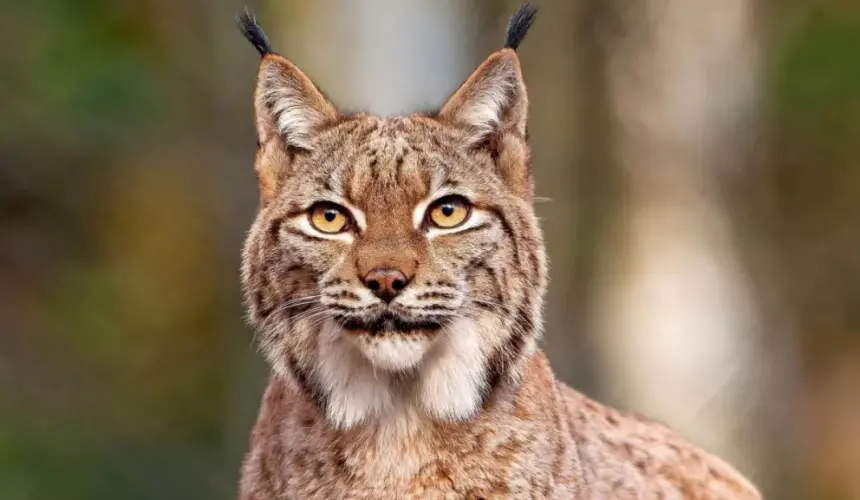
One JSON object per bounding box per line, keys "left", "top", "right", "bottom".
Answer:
{"left": 235, "top": 5, "right": 761, "bottom": 499}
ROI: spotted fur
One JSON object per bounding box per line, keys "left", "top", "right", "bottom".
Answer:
{"left": 237, "top": 6, "right": 761, "bottom": 499}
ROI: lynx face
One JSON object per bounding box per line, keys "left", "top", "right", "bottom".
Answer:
{"left": 241, "top": 21, "right": 545, "bottom": 428}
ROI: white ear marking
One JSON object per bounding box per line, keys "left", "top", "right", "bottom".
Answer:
{"left": 455, "top": 78, "right": 515, "bottom": 142}
{"left": 260, "top": 86, "right": 324, "bottom": 150}
{"left": 439, "top": 51, "right": 528, "bottom": 144}
{"left": 255, "top": 56, "right": 338, "bottom": 149}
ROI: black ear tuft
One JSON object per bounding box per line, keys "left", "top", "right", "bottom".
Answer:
{"left": 504, "top": 4, "right": 538, "bottom": 50}
{"left": 237, "top": 8, "right": 273, "bottom": 56}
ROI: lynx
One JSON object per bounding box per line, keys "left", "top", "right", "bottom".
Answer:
{"left": 236, "top": 5, "right": 761, "bottom": 499}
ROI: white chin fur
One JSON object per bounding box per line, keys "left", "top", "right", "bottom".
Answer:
{"left": 313, "top": 318, "right": 490, "bottom": 430}
{"left": 347, "top": 333, "right": 434, "bottom": 372}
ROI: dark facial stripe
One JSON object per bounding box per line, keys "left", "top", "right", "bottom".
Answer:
{"left": 473, "top": 261, "right": 506, "bottom": 307}
{"left": 324, "top": 290, "right": 361, "bottom": 301}
{"left": 321, "top": 277, "right": 348, "bottom": 287}
{"left": 480, "top": 294, "right": 534, "bottom": 408}
{"left": 497, "top": 265, "right": 512, "bottom": 306}
{"left": 255, "top": 270, "right": 275, "bottom": 319}
{"left": 412, "top": 304, "right": 457, "bottom": 311}
{"left": 268, "top": 217, "right": 284, "bottom": 244}
{"left": 415, "top": 291, "right": 457, "bottom": 301}
{"left": 485, "top": 206, "right": 520, "bottom": 264}
{"left": 394, "top": 153, "right": 405, "bottom": 185}
{"left": 286, "top": 352, "right": 328, "bottom": 414}
{"left": 254, "top": 291, "right": 273, "bottom": 320}
{"left": 327, "top": 303, "right": 372, "bottom": 313}
{"left": 529, "top": 251, "right": 541, "bottom": 281}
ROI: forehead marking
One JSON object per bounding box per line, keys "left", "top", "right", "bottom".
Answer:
{"left": 411, "top": 170, "right": 448, "bottom": 229}
{"left": 316, "top": 119, "right": 468, "bottom": 227}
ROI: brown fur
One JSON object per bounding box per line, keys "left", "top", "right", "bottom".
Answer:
{"left": 240, "top": 353, "right": 759, "bottom": 499}
{"left": 237, "top": 11, "right": 760, "bottom": 499}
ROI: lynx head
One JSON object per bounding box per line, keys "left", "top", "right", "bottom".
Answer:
{"left": 239, "top": 5, "right": 546, "bottom": 428}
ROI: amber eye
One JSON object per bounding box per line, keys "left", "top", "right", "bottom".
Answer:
{"left": 428, "top": 196, "right": 471, "bottom": 229}
{"left": 309, "top": 203, "right": 349, "bottom": 234}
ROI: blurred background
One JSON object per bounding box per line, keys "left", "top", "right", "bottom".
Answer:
{"left": 1, "top": 0, "right": 858, "bottom": 498}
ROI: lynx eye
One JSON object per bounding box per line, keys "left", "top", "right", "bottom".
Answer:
{"left": 427, "top": 196, "right": 471, "bottom": 229}
{"left": 309, "top": 203, "right": 349, "bottom": 234}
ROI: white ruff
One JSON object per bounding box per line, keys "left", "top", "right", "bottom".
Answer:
{"left": 347, "top": 333, "right": 433, "bottom": 372}
{"left": 417, "top": 319, "right": 489, "bottom": 420}
{"left": 313, "top": 318, "right": 489, "bottom": 429}
{"left": 315, "top": 321, "right": 394, "bottom": 429}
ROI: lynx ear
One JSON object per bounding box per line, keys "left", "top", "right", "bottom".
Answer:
{"left": 254, "top": 55, "right": 338, "bottom": 149}
{"left": 238, "top": 11, "right": 338, "bottom": 149}
{"left": 439, "top": 51, "right": 528, "bottom": 143}
{"left": 439, "top": 4, "right": 536, "bottom": 144}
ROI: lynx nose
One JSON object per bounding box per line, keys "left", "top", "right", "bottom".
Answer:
{"left": 362, "top": 268, "right": 410, "bottom": 302}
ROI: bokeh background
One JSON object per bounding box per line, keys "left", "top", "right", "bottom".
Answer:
{"left": 2, "top": 0, "right": 859, "bottom": 498}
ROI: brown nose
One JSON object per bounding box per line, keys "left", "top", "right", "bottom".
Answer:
{"left": 362, "top": 268, "right": 410, "bottom": 302}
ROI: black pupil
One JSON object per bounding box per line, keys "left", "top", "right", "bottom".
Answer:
{"left": 324, "top": 210, "right": 337, "bottom": 222}
{"left": 441, "top": 204, "right": 455, "bottom": 217}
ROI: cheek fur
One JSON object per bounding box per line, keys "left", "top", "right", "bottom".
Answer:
{"left": 433, "top": 224, "right": 504, "bottom": 270}
{"left": 278, "top": 231, "right": 353, "bottom": 275}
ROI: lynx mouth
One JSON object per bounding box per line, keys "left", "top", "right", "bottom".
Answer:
{"left": 336, "top": 311, "right": 444, "bottom": 336}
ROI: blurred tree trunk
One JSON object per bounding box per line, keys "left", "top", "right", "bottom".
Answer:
{"left": 267, "top": 0, "right": 479, "bottom": 115}
{"left": 519, "top": 0, "right": 603, "bottom": 386}
{"left": 591, "top": 0, "right": 769, "bottom": 483}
